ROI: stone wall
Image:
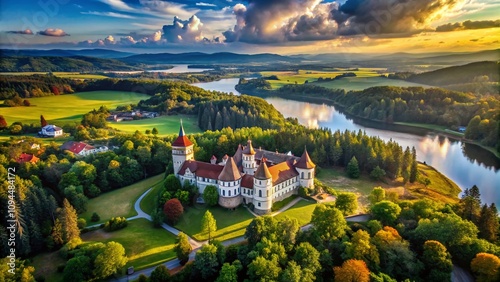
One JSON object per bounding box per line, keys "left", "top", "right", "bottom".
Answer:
{"left": 219, "top": 195, "right": 242, "bottom": 209}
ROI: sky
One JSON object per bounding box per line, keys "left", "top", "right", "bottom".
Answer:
{"left": 1, "top": 0, "right": 499, "bottom": 54}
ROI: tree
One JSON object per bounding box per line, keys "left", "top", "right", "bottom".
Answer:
{"left": 164, "top": 174, "right": 182, "bottom": 193}
{"left": 478, "top": 203, "right": 499, "bottom": 243}
{"left": 40, "top": 115, "right": 48, "bottom": 127}
{"left": 0, "top": 115, "right": 7, "bottom": 129}
{"left": 371, "top": 201, "right": 401, "bottom": 226}
{"left": 335, "top": 192, "right": 358, "bottom": 215}
{"left": 276, "top": 216, "right": 299, "bottom": 252}
{"left": 175, "top": 232, "right": 192, "bottom": 265}
{"left": 194, "top": 244, "right": 220, "bottom": 280}
{"left": 163, "top": 198, "right": 184, "bottom": 224}
{"left": 369, "top": 187, "right": 386, "bottom": 205}
{"left": 60, "top": 199, "right": 80, "bottom": 243}
{"left": 343, "top": 229, "right": 380, "bottom": 270}
{"left": 203, "top": 185, "right": 219, "bottom": 206}
{"left": 422, "top": 240, "right": 452, "bottom": 282}
{"left": 334, "top": 259, "right": 370, "bottom": 282}
{"left": 471, "top": 253, "right": 500, "bottom": 282}
{"left": 150, "top": 265, "right": 171, "bottom": 282}
{"left": 64, "top": 255, "right": 92, "bottom": 282}
{"left": 51, "top": 218, "right": 64, "bottom": 247}
{"left": 248, "top": 256, "right": 282, "bottom": 282}
{"left": 202, "top": 210, "right": 217, "bottom": 242}
{"left": 216, "top": 262, "right": 238, "bottom": 282}
{"left": 370, "top": 166, "right": 386, "bottom": 180}
{"left": 245, "top": 216, "right": 277, "bottom": 248}
{"left": 293, "top": 242, "right": 321, "bottom": 275}
{"left": 457, "top": 185, "right": 482, "bottom": 222}
{"left": 152, "top": 127, "right": 159, "bottom": 135}
{"left": 93, "top": 241, "right": 128, "bottom": 279}
{"left": 409, "top": 147, "right": 418, "bottom": 183}
{"left": 91, "top": 212, "right": 100, "bottom": 222}
{"left": 311, "top": 204, "right": 347, "bottom": 241}
{"left": 346, "top": 156, "right": 360, "bottom": 178}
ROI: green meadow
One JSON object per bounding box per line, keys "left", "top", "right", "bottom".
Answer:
{"left": 110, "top": 114, "right": 201, "bottom": 136}
{"left": 1, "top": 91, "right": 149, "bottom": 125}
{"left": 260, "top": 69, "right": 429, "bottom": 90}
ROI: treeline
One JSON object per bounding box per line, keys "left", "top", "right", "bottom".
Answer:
{"left": 270, "top": 84, "right": 499, "bottom": 150}
{"left": 0, "top": 74, "right": 78, "bottom": 99}
{"left": 0, "top": 55, "right": 139, "bottom": 72}
{"left": 236, "top": 78, "right": 272, "bottom": 92}
{"left": 197, "top": 97, "right": 285, "bottom": 131}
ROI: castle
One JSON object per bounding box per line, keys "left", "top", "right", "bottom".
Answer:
{"left": 172, "top": 124, "right": 316, "bottom": 214}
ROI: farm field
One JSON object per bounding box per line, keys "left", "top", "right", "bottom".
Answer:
{"left": 80, "top": 174, "right": 164, "bottom": 225}
{"left": 0, "top": 72, "right": 109, "bottom": 79}
{"left": 81, "top": 218, "right": 177, "bottom": 271}
{"left": 259, "top": 69, "right": 430, "bottom": 90}
{"left": 0, "top": 91, "right": 149, "bottom": 124}
{"left": 175, "top": 205, "right": 255, "bottom": 241}
{"left": 110, "top": 114, "right": 201, "bottom": 136}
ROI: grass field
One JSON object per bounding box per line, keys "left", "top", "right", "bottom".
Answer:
{"left": 0, "top": 72, "right": 108, "bottom": 79}
{"left": 80, "top": 174, "right": 164, "bottom": 225}
{"left": 406, "top": 163, "right": 461, "bottom": 204}
{"left": 31, "top": 251, "right": 65, "bottom": 282}
{"left": 1, "top": 91, "right": 149, "bottom": 125}
{"left": 81, "top": 218, "right": 177, "bottom": 271}
{"left": 110, "top": 114, "right": 201, "bottom": 136}
{"left": 313, "top": 77, "right": 430, "bottom": 91}
{"left": 275, "top": 199, "right": 318, "bottom": 226}
{"left": 175, "top": 205, "right": 255, "bottom": 241}
{"left": 140, "top": 178, "right": 166, "bottom": 215}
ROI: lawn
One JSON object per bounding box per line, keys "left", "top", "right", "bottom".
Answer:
{"left": 406, "top": 163, "right": 461, "bottom": 204}
{"left": 271, "top": 194, "right": 298, "bottom": 212}
{"left": 80, "top": 174, "right": 164, "bottom": 225}
{"left": 81, "top": 218, "right": 177, "bottom": 271}
{"left": 140, "top": 178, "right": 166, "bottom": 215}
{"left": 1, "top": 91, "right": 149, "bottom": 125}
{"left": 175, "top": 205, "right": 255, "bottom": 241}
{"left": 312, "top": 76, "right": 430, "bottom": 91}
{"left": 31, "top": 251, "right": 65, "bottom": 282}
{"left": 110, "top": 114, "right": 201, "bottom": 136}
{"left": 274, "top": 199, "right": 318, "bottom": 226}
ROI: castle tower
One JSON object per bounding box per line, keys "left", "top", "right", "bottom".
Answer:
{"left": 218, "top": 157, "right": 242, "bottom": 209}
{"left": 242, "top": 140, "right": 257, "bottom": 175}
{"left": 172, "top": 122, "right": 194, "bottom": 175}
{"left": 253, "top": 158, "right": 273, "bottom": 214}
{"left": 295, "top": 147, "right": 316, "bottom": 189}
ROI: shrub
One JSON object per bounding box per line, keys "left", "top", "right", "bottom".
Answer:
{"left": 103, "top": 217, "right": 128, "bottom": 232}
{"left": 77, "top": 218, "right": 87, "bottom": 229}
{"left": 91, "top": 212, "right": 100, "bottom": 222}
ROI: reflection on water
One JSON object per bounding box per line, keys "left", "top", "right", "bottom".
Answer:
{"left": 193, "top": 80, "right": 500, "bottom": 207}
{"left": 147, "top": 64, "right": 212, "bottom": 73}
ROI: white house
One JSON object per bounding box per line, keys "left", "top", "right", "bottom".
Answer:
{"left": 61, "top": 141, "right": 108, "bottom": 157}
{"left": 39, "top": 125, "right": 63, "bottom": 137}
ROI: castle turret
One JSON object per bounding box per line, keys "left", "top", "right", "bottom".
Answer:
{"left": 172, "top": 122, "right": 194, "bottom": 175}
{"left": 242, "top": 140, "right": 257, "bottom": 175}
{"left": 295, "top": 147, "right": 315, "bottom": 189}
{"left": 218, "top": 157, "right": 242, "bottom": 209}
{"left": 253, "top": 158, "right": 273, "bottom": 214}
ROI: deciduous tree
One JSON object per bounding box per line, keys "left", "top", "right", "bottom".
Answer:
{"left": 175, "top": 232, "right": 192, "bottom": 265}
{"left": 335, "top": 192, "right": 358, "bottom": 215}
{"left": 203, "top": 185, "right": 219, "bottom": 206}
{"left": 202, "top": 210, "right": 217, "bottom": 242}
{"left": 150, "top": 265, "right": 170, "bottom": 282}
{"left": 334, "top": 259, "right": 370, "bottom": 282}
{"left": 163, "top": 198, "right": 184, "bottom": 224}
{"left": 471, "top": 253, "right": 500, "bottom": 282}
{"left": 422, "top": 240, "right": 452, "bottom": 282}
{"left": 371, "top": 201, "right": 401, "bottom": 226}
{"left": 311, "top": 204, "right": 347, "bottom": 242}
{"left": 194, "top": 244, "right": 220, "bottom": 280}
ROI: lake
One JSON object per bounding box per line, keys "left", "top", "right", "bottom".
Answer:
{"left": 147, "top": 64, "right": 212, "bottom": 73}
{"left": 193, "top": 78, "right": 500, "bottom": 207}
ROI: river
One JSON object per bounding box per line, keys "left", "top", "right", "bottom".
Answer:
{"left": 147, "top": 64, "right": 212, "bottom": 73}
{"left": 192, "top": 78, "right": 500, "bottom": 207}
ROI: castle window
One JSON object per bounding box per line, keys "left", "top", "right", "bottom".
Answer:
{"left": 223, "top": 190, "right": 225, "bottom": 196}
{"left": 258, "top": 202, "right": 261, "bottom": 207}
{"left": 229, "top": 190, "right": 231, "bottom": 196}
{"left": 308, "top": 172, "right": 311, "bottom": 179}
{"left": 301, "top": 172, "right": 304, "bottom": 178}
{"left": 259, "top": 190, "right": 262, "bottom": 197}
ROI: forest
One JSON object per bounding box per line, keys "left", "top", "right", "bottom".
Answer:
{"left": 0, "top": 56, "right": 140, "bottom": 72}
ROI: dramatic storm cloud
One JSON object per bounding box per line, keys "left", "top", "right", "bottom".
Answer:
{"left": 37, "top": 28, "right": 70, "bottom": 37}
{"left": 223, "top": 0, "right": 471, "bottom": 43}
{"left": 162, "top": 15, "right": 204, "bottom": 43}
{"left": 436, "top": 19, "right": 500, "bottom": 32}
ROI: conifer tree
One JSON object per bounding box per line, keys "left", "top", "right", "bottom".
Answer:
{"left": 60, "top": 199, "right": 80, "bottom": 243}
{"left": 202, "top": 210, "right": 217, "bottom": 242}
{"left": 409, "top": 147, "right": 419, "bottom": 183}
{"left": 40, "top": 115, "right": 48, "bottom": 127}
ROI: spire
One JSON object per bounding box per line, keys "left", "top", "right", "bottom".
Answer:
{"left": 295, "top": 147, "right": 316, "bottom": 169}
{"left": 255, "top": 158, "right": 272, "bottom": 180}
{"left": 219, "top": 157, "right": 242, "bottom": 181}
{"left": 242, "top": 140, "right": 256, "bottom": 155}
{"left": 172, "top": 121, "right": 193, "bottom": 147}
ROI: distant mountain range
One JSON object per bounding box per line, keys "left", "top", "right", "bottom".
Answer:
{"left": 1, "top": 49, "right": 134, "bottom": 58}
{"left": 121, "top": 52, "right": 298, "bottom": 64}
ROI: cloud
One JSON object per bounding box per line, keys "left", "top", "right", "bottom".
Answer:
{"left": 139, "top": 0, "right": 198, "bottom": 19}
{"left": 223, "top": 0, "right": 470, "bottom": 43}
{"left": 38, "top": 28, "right": 70, "bottom": 37}
{"left": 162, "top": 15, "right": 204, "bottom": 43}
{"left": 7, "top": 29, "right": 34, "bottom": 35}
{"left": 435, "top": 19, "right": 500, "bottom": 32}
{"left": 196, "top": 2, "right": 217, "bottom": 7}
{"left": 99, "top": 0, "right": 135, "bottom": 12}
{"left": 81, "top": 11, "right": 136, "bottom": 19}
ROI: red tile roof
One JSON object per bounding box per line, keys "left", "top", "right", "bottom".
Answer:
{"left": 241, "top": 174, "right": 254, "bottom": 188}
{"left": 219, "top": 157, "right": 242, "bottom": 181}
{"left": 60, "top": 141, "right": 94, "bottom": 154}
{"left": 295, "top": 148, "right": 316, "bottom": 169}
{"left": 172, "top": 124, "right": 193, "bottom": 147}
{"left": 17, "top": 153, "right": 39, "bottom": 164}
{"left": 268, "top": 160, "right": 299, "bottom": 186}
{"left": 178, "top": 160, "right": 224, "bottom": 180}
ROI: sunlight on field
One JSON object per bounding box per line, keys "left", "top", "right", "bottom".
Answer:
{"left": 110, "top": 114, "right": 201, "bottom": 136}
{"left": 1, "top": 91, "right": 149, "bottom": 124}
